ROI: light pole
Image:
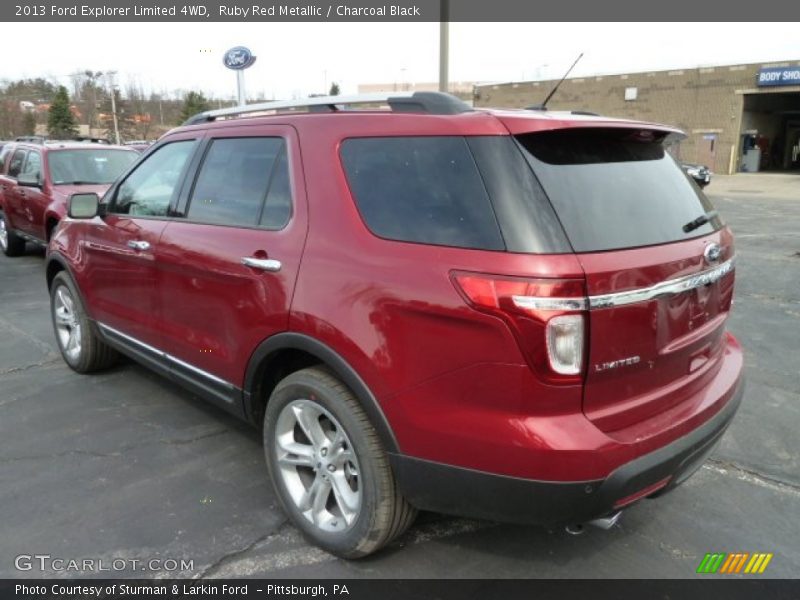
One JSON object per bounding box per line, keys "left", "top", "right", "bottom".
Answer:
{"left": 438, "top": 0, "right": 449, "bottom": 93}
{"left": 105, "top": 71, "right": 121, "bottom": 145}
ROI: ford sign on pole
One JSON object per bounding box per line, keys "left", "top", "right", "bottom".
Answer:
{"left": 223, "top": 46, "right": 257, "bottom": 106}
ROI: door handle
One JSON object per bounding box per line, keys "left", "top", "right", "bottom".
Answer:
{"left": 127, "top": 240, "right": 151, "bottom": 251}
{"left": 241, "top": 257, "right": 282, "bottom": 272}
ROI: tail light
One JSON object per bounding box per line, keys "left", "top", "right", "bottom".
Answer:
{"left": 546, "top": 315, "right": 584, "bottom": 375}
{"left": 452, "top": 272, "right": 588, "bottom": 383}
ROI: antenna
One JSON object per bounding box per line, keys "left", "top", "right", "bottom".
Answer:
{"left": 528, "top": 53, "right": 584, "bottom": 110}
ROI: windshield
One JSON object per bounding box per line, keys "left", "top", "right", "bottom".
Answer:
{"left": 516, "top": 128, "right": 722, "bottom": 252}
{"left": 48, "top": 149, "right": 137, "bottom": 185}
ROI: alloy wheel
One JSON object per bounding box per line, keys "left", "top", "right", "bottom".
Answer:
{"left": 0, "top": 215, "right": 8, "bottom": 251}
{"left": 53, "top": 286, "right": 82, "bottom": 362}
{"left": 274, "top": 399, "right": 361, "bottom": 532}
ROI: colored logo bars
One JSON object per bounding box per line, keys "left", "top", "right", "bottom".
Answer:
{"left": 696, "top": 552, "right": 773, "bottom": 574}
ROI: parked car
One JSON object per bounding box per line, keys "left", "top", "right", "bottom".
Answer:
{"left": 681, "top": 162, "right": 712, "bottom": 187}
{"left": 45, "top": 92, "right": 743, "bottom": 558}
{"left": 0, "top": 141, "right": 137, "bottom": 256}
{"left": 123, "top": 140, "right": 155, "bottom": 153}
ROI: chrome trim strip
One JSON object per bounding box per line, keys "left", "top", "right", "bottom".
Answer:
{"left": 97, "top": 323, "right": 234, "bottom": 390}
{"left": 167, "top": 353, "right": 234, "bottom": 389}
{"left": 98, "top": 322, "right": 162, "bottom": 356}
{"left": 588, "top": 257, "right": 735, "bottom": 310}
{"left": 512, "top": 296, "right": 589, "bottom": 311}
{"left": 509, "top": 257, "right": 735, "bottom": 313}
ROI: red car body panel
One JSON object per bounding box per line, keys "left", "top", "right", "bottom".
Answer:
{"left": 77, "top": 215, "right": 168, "bottom": 348}
{"left": 156, "top": 126, "right": 309, "bottom": 385}
{"left": 48, "top": 104, "right": 744, "bottom": 517}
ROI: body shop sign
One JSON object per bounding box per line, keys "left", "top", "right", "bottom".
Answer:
{"left": 757, "top": 67, "right": 800, "bottom": 87}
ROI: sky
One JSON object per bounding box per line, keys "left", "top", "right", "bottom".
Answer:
{"left": 1, "top": 22, "right": 798, "bottom": 100}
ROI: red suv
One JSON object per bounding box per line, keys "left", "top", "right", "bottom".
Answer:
{"left": 0, "top": 141, "right": 137, "bottom": 256}
{"left": 45, "top": 92, "right": 744, "bottom": 558}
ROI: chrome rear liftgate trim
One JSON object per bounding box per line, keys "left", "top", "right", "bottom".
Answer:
{"left": 588, "top": 257, "right": 735, "bottom": 309}
{"left": 510, "top": 258, "right": 735, "bottom": 312}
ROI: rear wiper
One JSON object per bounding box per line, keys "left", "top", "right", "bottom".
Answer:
{"left": 682, "top": 210, "right": 718, "bottom": 233}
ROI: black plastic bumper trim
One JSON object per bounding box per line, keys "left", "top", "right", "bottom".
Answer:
{"left": 390, "top": 376, "right": 744, "bottom": 525}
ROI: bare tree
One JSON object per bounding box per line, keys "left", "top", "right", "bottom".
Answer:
{"left": 69, "top": 70, "right": 107, "bottom": 131}
{"left": 125, "top": 78, "right": 152, "bottom": 140}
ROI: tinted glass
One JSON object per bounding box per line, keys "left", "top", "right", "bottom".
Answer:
{"left": 260, "top": 147, "right": 292, "bottom": 229}
{"left": 0, "top": 145, "right": 13, "bottom": 173}
{"left": 516, "top": 128, "right": 721, "bottom": 252}
{"left": 341, "top": 137, "right": 504, "bottom": 251}
{"left": 8, "top": 150, "right": 27, "bottom": 178}
{"left": 21, "top": 151, "right": 42, "bottom": 181}
{"left": 466, "top": 137, "right": 571, "bottom": 254}
{"left": 113, "top": 141, "right": 196, "bottom": 217}
{"left": 48, "top": 149, "right": 138, "bottom": 185}
{"left": 187, "top": 137, "right": 284, "bottom": 227}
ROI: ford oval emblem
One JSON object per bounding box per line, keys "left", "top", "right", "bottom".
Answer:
{"left": 223, "top": 46, "right": 256, "bottom": 70}
{"left": 704, "top": 243, "right": 722, "bottom": 265}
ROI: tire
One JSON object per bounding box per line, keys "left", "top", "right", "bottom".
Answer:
{"left": 50, "top": 271, "right": 119, "bottom": 373}
{"left": 0, "top": 211, "right": 26, "bottom": 257}
{"left": 264, "top": 367, "right": 417, "bottom": 558}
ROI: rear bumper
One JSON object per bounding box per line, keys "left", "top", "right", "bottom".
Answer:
{"left": 390, "top": 375, "right": 743, "bottom": 525}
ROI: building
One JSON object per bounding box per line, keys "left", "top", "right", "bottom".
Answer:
{"left": 474, "top": 60, "right": 800, "bottom": 174}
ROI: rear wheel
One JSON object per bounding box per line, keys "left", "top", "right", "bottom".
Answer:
{"left": 0, "top": 212, "right": 26, "bottom": 257}
{"left": 50, "top": 272, "right": 118, "bottom": 373}
{"left": 264, "top": 367, "right": 416, "bottom": 558}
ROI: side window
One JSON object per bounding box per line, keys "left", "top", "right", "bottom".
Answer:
{"left": 340, "top": 137, "right": 505, "bottom": 251}
{"left": 260, "top": 146, "right": 292, "bottom": 228}
{"left": 0, "top": 146, "right": 12, "bottom": 173}
{"left": 21, "top": 152, "right": 42, "bottom": 182}
{"left": 187, "top": 137, "right": 290, "bottom": 228}
{"left": 112, "top": 140, "right": 196, "bottom": 217}
{"left": 8, "top": 150, "right": 27, "bottom": 179}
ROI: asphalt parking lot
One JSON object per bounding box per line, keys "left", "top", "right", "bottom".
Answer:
{"left": 1, "top": 173, "right": 798, "bottom": 579}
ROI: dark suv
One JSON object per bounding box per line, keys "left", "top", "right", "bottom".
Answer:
{"left": 45, "top": 92, "right": 743, "bottom": 558}
{"left": 0, "top": 141, "right": 137, "bottom": 255}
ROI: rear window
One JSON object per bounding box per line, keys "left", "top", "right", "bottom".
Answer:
{"left": 340, "top": 137, "right": 505, "bottom": 251}
{"left": 516, "top": 128, "right": 722, "bottom": 252}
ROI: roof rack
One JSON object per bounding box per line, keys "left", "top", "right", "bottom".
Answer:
{"left": 182, "top": 91, "right": 473, "bottom": 126}
{"left": 14, "top": 135, "right": 113, "bottom": 145}
{"left": 71, "top": 136, "right": 111, "bottom": 144}
{"left": 15, "top": 135, "right": 47, "bottom": 144}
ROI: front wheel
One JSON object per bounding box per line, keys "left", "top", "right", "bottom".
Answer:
{"left": 264, "top": 367, "right": 417, "bottom": 558}
{"left": 0, "top": 212, "right": 26, "bottom": 257}
{"left": 50, "top": 271, "right": 119, "bottom": 373}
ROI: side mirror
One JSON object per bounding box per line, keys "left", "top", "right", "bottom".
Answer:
{"left": 17, "top": 172, "right": 41, "bottom": 188}
{"left": 68, "top": 193, "right": 100, "bottom": 219}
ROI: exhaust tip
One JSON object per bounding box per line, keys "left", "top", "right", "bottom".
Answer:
{"left": 564, "top": 523, "right": 584, "bottom": 535}
{"left": 586, "top": 511, "right": 623, "bottom": 530}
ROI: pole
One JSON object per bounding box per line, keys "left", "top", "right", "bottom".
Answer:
{"left": 438, "top": 0, "right": 449, "bottom": 93}
{"left": 106, "top": 72, "right": 121, "bottom": 145}
{"left": 236, "top": 70, "right": 246, "bottom": 106}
